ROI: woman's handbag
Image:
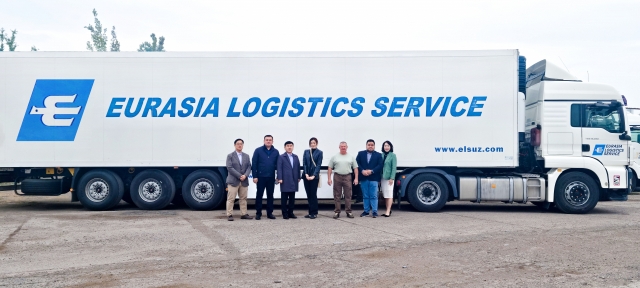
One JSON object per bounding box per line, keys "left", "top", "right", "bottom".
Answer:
{"left": 310, "top": 149, "right": 322, "bottom": 188}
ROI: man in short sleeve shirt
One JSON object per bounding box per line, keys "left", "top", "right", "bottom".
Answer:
{"left": 327, "top": 141, "right": 359, "bottom": 219}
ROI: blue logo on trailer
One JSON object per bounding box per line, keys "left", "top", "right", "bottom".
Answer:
{"left": 592, "top": 144, "right": 606, "bottom": 156}
{"left": 17, "top": 79, "right": 94, "bottom": 141}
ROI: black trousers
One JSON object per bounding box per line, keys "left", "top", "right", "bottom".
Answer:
{"left": 255, "top": 177, "right": 275, "bottom": 216}
{"left": 281, "top": 191, "right": 296, "bottom": 216}
{"left": 303, "top": 178, "right": 319, "bottom": 215}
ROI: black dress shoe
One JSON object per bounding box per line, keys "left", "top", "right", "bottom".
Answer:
{"left": 304, "top": 214, "right": 312, "bottom": 218}
{"left": 289, "top": 214, "right": 297, "bottom": 219}
{"left": 255, "top": 215, "right": 261, "bottom": 220}
{"left": 267, "top": 214, "right": 276, "bottom": 219}
{"left": 283, "top": 215, "right": 289, "bottom": 220}
{"left": 309, "top": 214, "right": 316, "bottom": 219}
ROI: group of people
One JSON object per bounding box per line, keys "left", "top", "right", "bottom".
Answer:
{"left": 225, "top": 135, "right": 398, "bottom": 221}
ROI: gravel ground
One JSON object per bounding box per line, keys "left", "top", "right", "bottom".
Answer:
{"left": 1, "top": 191, "right": 640, "bottom": 287}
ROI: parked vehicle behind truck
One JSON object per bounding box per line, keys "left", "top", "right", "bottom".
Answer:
{"left": 626, "top": 112, "right": 640, "bottom": 191}
{"left": 0, "top": 50, "right": 630, "bottom": 213}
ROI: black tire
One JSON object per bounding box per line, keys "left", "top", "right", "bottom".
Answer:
{"left": 181, "top": 169, "right": 225, "bottom": 210}
{"left": 77, "top": 169, "right": 125, "bottom": 211}
{"left": 554, "top": 171, "right": 599, "bottom": 214}
{"left": 21, "top": 179, "right": 63, "bottom": 195}
{"left": 407, "top": 173, "right": 449, "bottom": 212}
{"left": 632, "top": 173, "right": 638, "bottom": 192}
{"left": 130, "top": 169, "right": 176, "bottom": 210}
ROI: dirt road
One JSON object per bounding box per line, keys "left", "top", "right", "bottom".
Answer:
{"left": 1, "top": 192, "right": 640, "bottom": 287}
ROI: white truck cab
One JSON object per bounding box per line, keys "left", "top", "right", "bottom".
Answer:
{"left": 524, "top": 60, "right": 631, "bottom": 212}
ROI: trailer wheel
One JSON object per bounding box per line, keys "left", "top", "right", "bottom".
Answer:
{"left": 554, "top": 171, "right": 599, "bottom": 214}
{"left": 77, "top": 169, "right": 124, "bottom": 211}
{"left": 130, "top": 169, "right": 176, "bottom": 210}
{"left": 181, "top": 170, "right": 224, "bottom": 210}
{"left": 407, "top": 173, "right": 449, "bottom": 212}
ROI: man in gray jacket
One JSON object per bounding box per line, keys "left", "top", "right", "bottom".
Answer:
{"left": 226, "top": 139, "right": 253, "bottom": 221}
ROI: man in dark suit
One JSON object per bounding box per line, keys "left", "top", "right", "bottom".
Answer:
{"left": 277, "top": 141, "right": 301, "bottom": 219}
{"left": 252, "top": 135, "right": 280, "bottom": 220}
{"left": 356, "top": 139, "right": 384, "bottom": 218}
{"left": 225, "top": 138, "right": 253, "bottom": 221}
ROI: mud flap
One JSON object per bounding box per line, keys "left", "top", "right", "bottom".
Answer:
{"left": 608, "top": 168, "right": 632, "bottom": 201}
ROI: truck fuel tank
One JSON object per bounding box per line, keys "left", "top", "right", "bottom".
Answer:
{"left": 459, "top": 176, "right": 545, "bottom": 203}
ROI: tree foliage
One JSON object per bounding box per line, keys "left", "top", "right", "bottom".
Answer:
{"left": 0, "top": 28, "right": 18, "bottom": 51}
{"left": 110, "top": 26, "right": 120, "bottom": 52}
{"left": 84, "top": 9, "right": 119, "bottom": 51}
{"left": 138, "top": 33, "right": 165, "bottom": 52}
{"left": 31, "top": 46, "right": 38, "bottom": 51}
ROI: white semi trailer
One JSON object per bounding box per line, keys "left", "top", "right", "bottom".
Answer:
{"left": 0, "top": 50, "right": 630, "bottom": 213}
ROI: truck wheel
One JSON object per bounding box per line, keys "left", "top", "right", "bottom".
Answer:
{"left": 407, "top": 173, "right": 449, "bottom": 212}
{"left": 554, "top": 172, "right": 599, "bottom": 214}
{"left": 181, "top": 170, "right": 224, "bottom": 210}
{"left": 77, "top": 169, "right": 124, "bottom": 211}
{"left": 130, "top": 169, "right": 176, "bottom": 210}
{"left": 631, "top": 173, "right": 638, "bottom": 192}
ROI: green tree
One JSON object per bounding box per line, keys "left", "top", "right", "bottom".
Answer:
{"left": 138, "top": 33, "right": 165, "bottom": 52}
{"left": 110, "top": 27, "right": 120, "bottom": 52}
{"left": 0, "top": 28, "right": 18, "bottom": 51}
{"left": 31, "top": 46, "right": 38, "bottom": 51}
{"left": 0, "top": 28, "right": 4, "bottom": 51}
{"left": 84, "top": 9, "right": 119, "bottom": 51}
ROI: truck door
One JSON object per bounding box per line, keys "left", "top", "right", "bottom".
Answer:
{"left": 578, "top": 102, "right": 629, "bottom": 169}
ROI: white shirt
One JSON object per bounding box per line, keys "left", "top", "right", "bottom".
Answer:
{"left": 236, "top": 152, "right": 243, "bottom": 164}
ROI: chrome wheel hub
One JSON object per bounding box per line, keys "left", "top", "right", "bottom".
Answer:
{"left": 139, "top": 179, "right": 162, "bottom": 202}
{"left": 191, "top": 178, "right": 214, "bottom": 203}
{"left": 417, "top": 181, "right": 441, "bottom": 205}
{"left": 86, "top": 179, "right": 110, "bottom": 203}
{"left": 564, "top": 181, "right": 590, "bottom": 206}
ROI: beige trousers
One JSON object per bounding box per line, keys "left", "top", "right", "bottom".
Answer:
{"left": 227, "top": 185, "right": 248, "bottom": 216}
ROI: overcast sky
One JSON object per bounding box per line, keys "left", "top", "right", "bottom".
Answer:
{"left": 2, "top": 0, "right": 639, "bottom": 104}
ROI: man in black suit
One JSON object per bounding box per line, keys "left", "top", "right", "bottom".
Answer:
{"left": 277, "top": 141, "right": 301, "bottom": 219}
{"left": 356, "top": 139, "right": 384, "bottom": 218}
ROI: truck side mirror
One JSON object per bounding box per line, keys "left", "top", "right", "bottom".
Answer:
{"left": 620, "top": 132, "right": 632, "bottom": 141}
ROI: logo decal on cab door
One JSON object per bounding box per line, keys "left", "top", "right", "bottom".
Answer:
{"left": 592, "top": 144, "right": 624, "bottom": 156}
